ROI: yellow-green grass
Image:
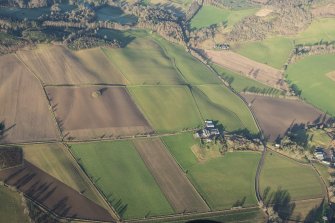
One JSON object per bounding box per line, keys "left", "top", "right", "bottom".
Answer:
{"left": 162, "top": 132, "right": 199, "bottom": 171}
{"left": 307, "top": 128, "right": 332, "bottom": 149}
{"left": 153, "top": 36, "right": 221, "bottom": 84}
{"left": 22, "top": 143, "right": 107, "bottom": 209}
{"left": 286, "top": 54, "right": 335, "bottom": 116}
{"left": 233, "top": 37, "right": 294, "bottom": 69}
{"left": 192, "top": 85, "right": 259, "bottom": 134}
{"left": 188, "top": 152, "right": 261, "bottom": 210}
{"left": 0, "top": 185, "right": 30, "bottom": 223}
{"left": 70, "top": 141, "right": 173, "bottom": 219}
{"left": 260, "top": 151, "right": 324, "bottom": 200}
{"left": 294, "top": 18, "right": 335, "bottom": 44}
{"left": 191, "top": 5, "right": 258, "bottom": 29}
{"left": 102, "top": 37, "right": 184, "bottom": 85}
{"left": 314, "top": 163, "right": 330, "bottom": 187}
{"left": 212, "top": 64, "right": 282, "bottom": 94}
{"left": 232, "top": 18, "right": 335, "bottom": 69}
{"left": 128, "top": 85, "right": 202, "bottom": 132}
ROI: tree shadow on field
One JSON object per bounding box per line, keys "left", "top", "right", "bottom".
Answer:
{"left": 232, "top": 196, "right": 246, "bottom": 207}
{"left": 304, "top": 199, "right": 326, "bottom": 223}
{"left": 263, "top": 186, "right": 295, "bottom": 221}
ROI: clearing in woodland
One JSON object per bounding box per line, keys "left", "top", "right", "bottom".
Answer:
{"left": 133, "top": 138, "right": 209, "bottom": 213}
{"left": 22, "top": 143, "right": 108, "bottom": 209}
{"left": 242, "top": 94, "right": 325, "bottom": 141}
{"left": 17, "top": 45, "right": 125, "bottom": 85}
{"left": 286, "top": 54, "right": 335, "bottom": 116}
{"left": 46, "top": 86, "right": 152, "bottom": 140}
{"left": 69, "top": 141, "right": 174, "bottom": 219}
{"left": 128, "top": 86, "right": 202, "bottom": 133}
{"left": 192, "top": 85, "right": 259, "bottom": 134}
{"left": 0, "top": 54, "right": 59, "bottom": 143}
{"left": 205, "top": 50, "right": 288, "bottom": 90}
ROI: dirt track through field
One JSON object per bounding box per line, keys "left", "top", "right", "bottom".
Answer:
{"left": 205, "top": 50, "right": 288, "bottom": 90}
{"left": 46, "top": 86, "right": 152, "bottom": 140}
{"left": 242, "top": 94, "right": 326, "bottom": 141}
{"left": 0, "top": 161, "right": 115, "bottom": 222}
{"left": 17, "top": 46, "right": 125, "bottom": 85}
{"left": 133, "top": 139, "right": 210, "bottom": 213}
{"left": 0, "top": 54, "right": 59, "bottom": 143}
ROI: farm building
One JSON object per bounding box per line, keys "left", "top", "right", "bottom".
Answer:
{"left": 195, "top": 120, "right": 221, "bottom": 139}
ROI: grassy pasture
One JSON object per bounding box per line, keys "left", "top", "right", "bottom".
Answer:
{"left": 188, "top": 152, "right": 260, "bottom": 210}
{"left": 70, "top": 141, "right": 173, "bottom": 219}
{"left": 212, "top": 64, "right": 282, "bottom": 94}
{"left": 22, "top": 143, "right": 107, "bottom": 209}
{"left": 192, "top": 85, "right": 259, "bottom": 134}
{"left": 128, "top": 86, "right": 202, "bottom": 132}
{"left": 233, "top": 37, "right": 294, "bottom": 69}
{"left": 154, "top": 36, "right": 221, "bottom": 84}
{"left": 0, "top": 185, "right": 30, "bottom": 223}
{"left": 95, "top": 6, "right": 137, "bottom": 24}
{"left": 260, "top": 151, "right": 324, "bottom": 201}
{"left": 286, "top": 54, "right": 335, "bottom": 116}
{"left": 162, "top": 132, "right": 199, "bottom": 171}
{"left": 191, "top": 5, "right": 258, "bottom": 29}
{"left": 102, "top": 37, "right": 184, "bottom": 85}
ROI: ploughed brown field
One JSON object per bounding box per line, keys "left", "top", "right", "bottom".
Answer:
{"left": 242, "top": 94, "right": 325, "bottom": 141}
{"left": 46, "top": 86, "right": 152, "bottom": 140}
{"left": 205, "top": 50, "right": 288, "bottom": 91}
{"left": 17, "top": 46, "right": 125, "bottom": 85}
{"left": 311, "top": 3, "right": 335, "bottom": 17}
{"left": 133, "top": 138, "right": 210, "bottom": 213}
{"left": 0, "top": 54, "right": 59, "bottom": 143}
{"left": 0, "top": 161, "right": 114, "bottom": 222}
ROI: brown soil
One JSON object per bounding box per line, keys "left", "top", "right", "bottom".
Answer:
{"left": 134, "top": 139, "right": 210, "bottom": 213}
{"left": 46, "top": 86, "right": 152, "bottom": 140}
{"left": 17, "top": 46, "right": 125, "bottom": 85}
{"left": 205, "top": 50, "right": 288, "bottom": 91}
{"left": 312, "top": 3, "right": 335, "bottom": 17}
{"left": 0, "top": 161, "right": 115, "bottom": 222}
{"left": 0, "top": 54, "right": 59, "bottom": 143}
{"left": 242, "top": 94, "right": 325, "bottom": 141}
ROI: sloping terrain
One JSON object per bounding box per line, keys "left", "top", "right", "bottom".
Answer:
{"left": 242, "top": 94, "right": 325, "bottom": 141}
{"left": 205, "top": 50, "right": 288, "bottom": 90}
{"left": 0, "top": 54, "right": 59, "bottom": 143}
{"left": 17, "top": 45, "right": 125, "bottom": 85}
{"left": 46, "top": 86, "right": 152, "bottom": 140}
{"left": 0, "top": 161, "right": 114, "bottom": 222}
{"left": 134, "top": 138, "right": 210, "bottom": 213}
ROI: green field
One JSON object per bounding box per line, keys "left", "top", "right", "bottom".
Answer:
{"left": 0, "top": 185, "right": 30, "bottom": 223}
{"left": 286, "top": 54, "right": 335, "bottom": 116}
{"left": 154, "top": 36, "right": 221, "bottom": 85}
{"left": 233, "top": 37, "right": 294, "bottom": 69}
{"left": 162, "top": 132, "right": 199, "bottom": 171}
{"left": 70, "top": 141, "right": 173, "bottom": 219}
{"left": 260, "top": 151, "right": 324, "bottom": 200}
{"left": 163, "top": 133, "right": 260, "bottom": 210}
{"left": 192, "top": 85, "right": 259, "bottom": 134}
{"left": 191, "top": 5, "right": 258, "bottom": 29}
{"left": 188, "top": 152, "right": 260, "bottom": 210}
{"left": 232, "top": 18, "right": 335, "bottom": 69}
{"left": 23, "top": 143, "right": 107, "bottom": 209}
{"left": 102, "top": 36, "right": 184, "bottom": 85}
{"left": 314, "top": 163, "right": 330, "bottom": 186}
{"left": 307, "top": 128, "right": 332, "bottom": 149}
{"left": 128, "top": 86, "right": 202, "bottom": 132}
{"left": 212, "top": 64, "right": 282, "bottom": 94}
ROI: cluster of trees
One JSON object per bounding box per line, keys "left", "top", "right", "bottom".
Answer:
{"left": 67, "top": 36, "right": 120, "bottom": 50}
